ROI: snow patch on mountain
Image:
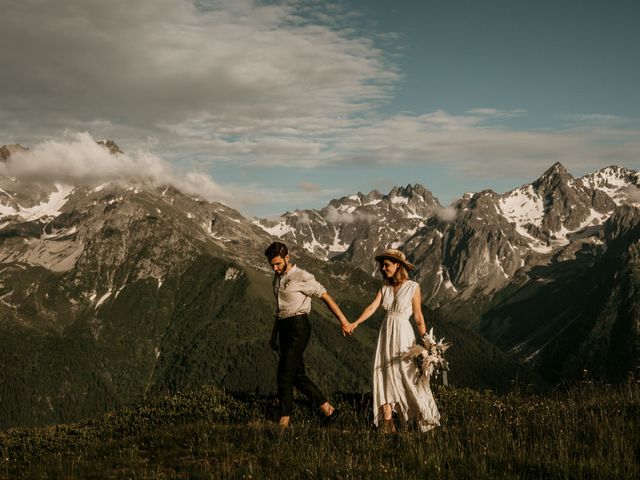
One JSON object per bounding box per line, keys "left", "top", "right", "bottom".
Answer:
{"left": 95, "top": 289, "right": 112, "bottom": 308}
{"left": 554, "top": 208, "right": 608, "bottom": 241}
{"left": 498, "top": 186, "right": 552, "bottom": 252}
{"left": 498, "top": 186, "right": 545, "bottom": 228}
{"left": 443, "top": 274, "right": 458, "bottom": 292}
{"left": 339, "top": 205, "right": 356, "bottom": 213}
{"left": 329, "top": 228, "right": 349, "bottom": 253}
{"left": 495, "top": 255, "right": 509, "bottom": 279}
{"left": 0, "top": 184, "right": 74, "bottom": 221}
{"left": 224, "top": 267, "right": 241, "bottom": 281}
{"left": 497, "top": 173, "right": 623, "bottom": 252}
{"left": 42, "top": 226, "right": 77, "bottom": 240}
{"left": 580, "top": 166, "right": 639, "bottom": 205}
{"left": 391, "top": 196, "right": 409, "bottom": 204}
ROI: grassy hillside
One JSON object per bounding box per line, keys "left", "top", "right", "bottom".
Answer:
{"left": 1, "top": 382, "right": 637, "bottom": 479}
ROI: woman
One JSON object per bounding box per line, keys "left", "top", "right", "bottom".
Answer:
{"left": 350, "top": 248, "right": 440, "bottom": 433}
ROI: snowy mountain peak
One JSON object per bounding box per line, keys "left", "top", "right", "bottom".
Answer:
{"left": 496, "top": 163, "right": 631, "bottom": 253}
{"left": 389, "top": 184, "right": 412, "bottom": 198}
{"left": 326, "top": 184, "right": 440, "bottom": 212}
{"left": 364, "top": 189, "right": 383, "bottom": 203}
{"left": 388, "top": 183, "right": 437, "bottom": 204}
{"left": 580, "top": 165, "right": 639, "bottom": 205}
{"left": 97, "top": 140, "right": 124, "bottom": 155}
{"left": 0, "top": 144, "right": 29, "bottom": 162}
{"left": 256, "top": 183, "right": 441, "bottom": 262}
{"left": 532, "top": 162, "right": 572, "bottom": 191}
{"left": 329, "top": 190, "right": 376, "bottom": 209}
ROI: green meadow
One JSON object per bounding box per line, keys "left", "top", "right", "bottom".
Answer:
{"left": 1, "top": 381, "right": 638, "bottom": 479}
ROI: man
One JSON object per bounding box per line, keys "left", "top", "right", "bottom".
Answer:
{"left": 264, "top": 241, "right": 351, "bottom": 428}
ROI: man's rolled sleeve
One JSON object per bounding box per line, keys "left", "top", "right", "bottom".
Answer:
{"left": 299, "top": 272, "right": 327, "bottom": 298}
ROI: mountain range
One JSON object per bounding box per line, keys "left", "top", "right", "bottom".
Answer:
{"left": 1, "top": 140, "right": 638, "bottom": 428}
{"left": 256, "top": 161, "right": 640, "bottom": 382}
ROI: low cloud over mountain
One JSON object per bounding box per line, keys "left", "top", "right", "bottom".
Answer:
{"left": 0, "top": 133, "right": 265, "bottom": 209}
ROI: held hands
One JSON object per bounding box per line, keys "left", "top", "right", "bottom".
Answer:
{"left": 341, "top": 321, "right": 357, "bottom": 336}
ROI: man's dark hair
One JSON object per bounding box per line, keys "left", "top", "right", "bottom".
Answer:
{"left": 265, "top": 242, "right": 288, "bottom": 260}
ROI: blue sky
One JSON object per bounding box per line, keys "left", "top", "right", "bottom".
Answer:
{"left": 358, "top": 0, "right": 640, "bottom": 121}
{"left": 2, "top": 0, "right": 639, "bottom": 216}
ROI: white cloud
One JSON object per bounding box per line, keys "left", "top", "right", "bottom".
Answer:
{"left": 0, "top": 132, "right": 255, "bottom": 207}
{"left": 436, "top": 206, "right": 457, "bottom": 222}
{"left": 325, "top": 206, "right": 354, "bottom": 223}
{"left": 330, "top": 111, "right": 640, "bottom": 179}
{"left": 623, "top": 185, "right": 640, "bottom": 203}
{"left": 3, "top": 133, "right": 167, "bottom": 185}
{"left": 467, "top": 108, "right": 527, "bottom": 118}
{"left": 324, "top": 205, "right": 376, "bottom": 224}
{"left": 299, "top": 181, "right": 321, "bottom": 192}
{"left": 2, "top": 0, "right": 638, "bottom": 217}
{"left": 558, "top": 113, "right": 628, "bottom": 124}
{"left": 1, "top": 0, "right": 397, "bottom": 154}
{"left": 297, "top": 212, "right": 312, "bottom": 224}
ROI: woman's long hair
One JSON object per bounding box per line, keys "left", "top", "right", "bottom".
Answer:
{"left": 379, "top": 260, "right": 409, "bottom": 285}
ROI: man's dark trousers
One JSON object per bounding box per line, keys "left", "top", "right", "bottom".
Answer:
{"left": 277, "top": 314, "right": 326, "bottom": 416}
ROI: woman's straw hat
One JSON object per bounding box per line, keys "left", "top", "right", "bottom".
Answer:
{"left": 374, "top": 248, "right": 414, "bottom": 271}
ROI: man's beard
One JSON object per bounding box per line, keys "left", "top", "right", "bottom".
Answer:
{"left": 277, "top": 259, "right": 289, "bottom": 276}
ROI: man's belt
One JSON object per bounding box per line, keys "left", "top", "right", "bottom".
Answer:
{"left": 278, "top": 313, "right": 309, "bottom": 321}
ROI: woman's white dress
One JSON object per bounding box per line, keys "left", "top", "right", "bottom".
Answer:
{"left": 372, "top": 280, "right": 440, "bottom": 431}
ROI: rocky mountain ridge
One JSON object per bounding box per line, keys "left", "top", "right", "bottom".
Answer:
{"left": 257, "top": 163, "right": 639, "bottom": 300}
{"left": 256, "top": 183, "right": 442, "bottom": 271}
{"left": 255, "top": 161, "right": 640, "bottom": 383}
{"left": 480, "top": 204, "right": 640, "bottom": 382}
